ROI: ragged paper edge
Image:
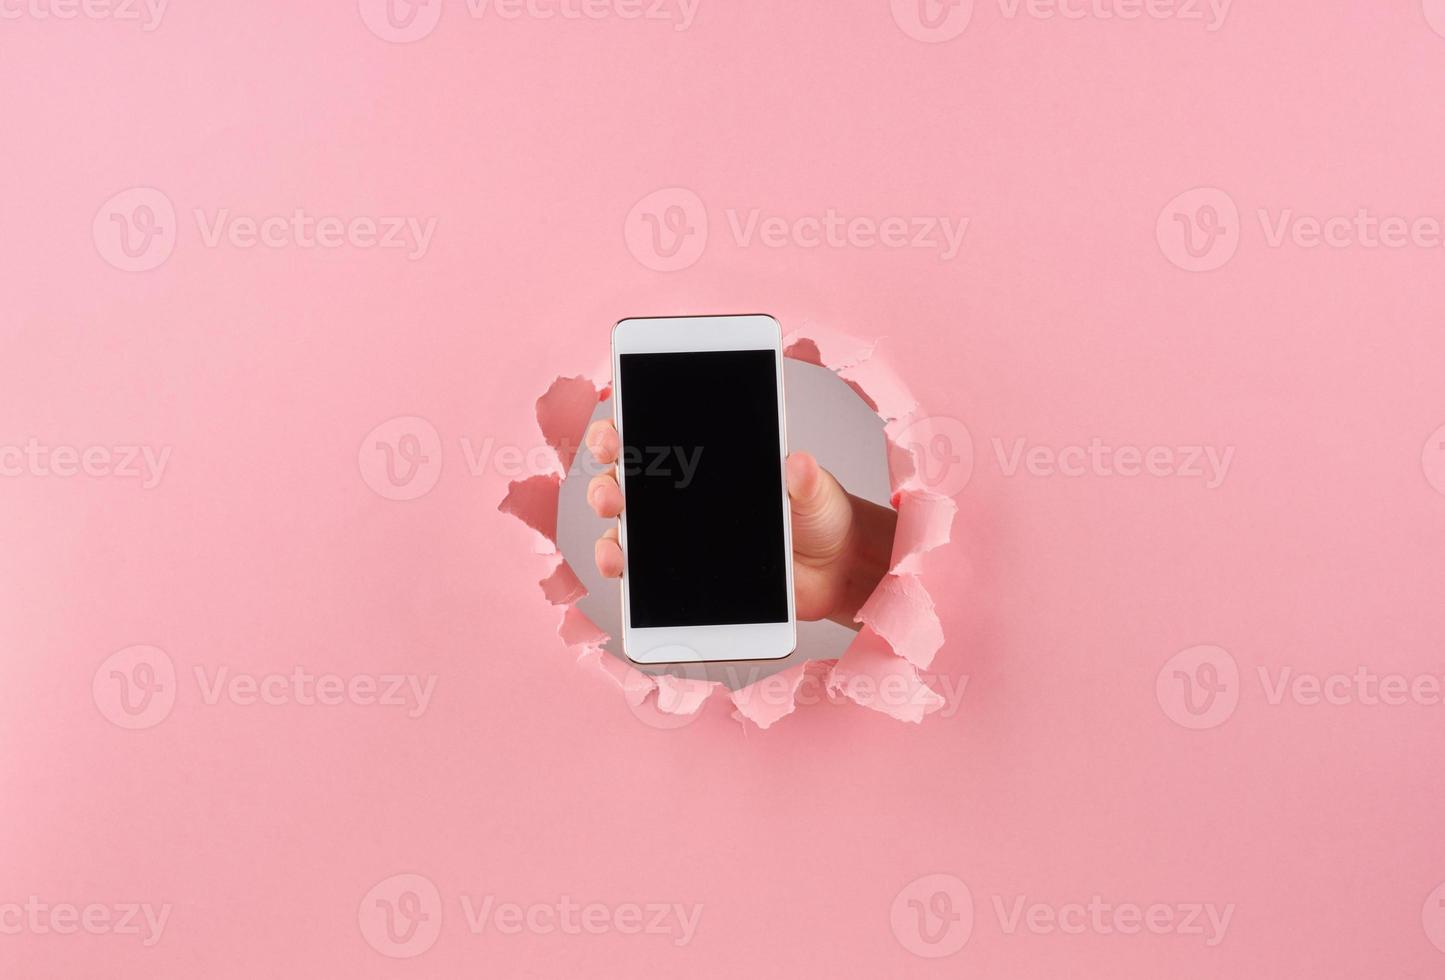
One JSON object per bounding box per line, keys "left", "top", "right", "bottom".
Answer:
{"left": 784, "top": 323, "right": 957, "bottom": 721}
{"left": 502, "top": 324, "right": 959, "bottom": 728}
{"left": 826, "top": 625, "right": 946, "bottom": 724}
{"left": 498, "top": 473, "right": 561, "bottom": 550}
{"left": 500, "top": 373, "right": 696, "bottom": 721}
{"left": 536, "top": 375, "right": 599, "bottom": 475}
{"left": 729, "top": 660, "right": 810, "bottom": 729}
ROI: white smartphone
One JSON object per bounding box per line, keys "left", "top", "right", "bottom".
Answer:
{"left": 611, "top": 314, "right": 797, "bottom": 665}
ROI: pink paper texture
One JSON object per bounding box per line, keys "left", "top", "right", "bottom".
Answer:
{"left": 4, "top": 3, "right": 1445, "bottom": 978}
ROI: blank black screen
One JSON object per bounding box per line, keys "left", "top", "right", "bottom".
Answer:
{"left": 619, "top": 349, "right": 789, "bottom": 627}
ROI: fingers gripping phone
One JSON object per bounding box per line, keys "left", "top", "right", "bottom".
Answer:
{"left": 611, "top": 315, "right": 797, "bottom": 665}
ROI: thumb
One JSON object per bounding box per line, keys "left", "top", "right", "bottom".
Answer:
{"left": 785, "top": 452, "right": 853, "bottom": 565}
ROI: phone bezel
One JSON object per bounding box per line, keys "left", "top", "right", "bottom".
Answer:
{"left": 610, "top": 314, "right": 797, "bottom": 665}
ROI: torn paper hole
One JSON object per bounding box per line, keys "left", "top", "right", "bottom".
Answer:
{"left": 498, "top": 323, "right": 958, "bottom": 728}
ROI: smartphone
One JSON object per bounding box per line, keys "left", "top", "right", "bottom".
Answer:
{"left": 610, "top": 314, "right": 797, "bottom": 665}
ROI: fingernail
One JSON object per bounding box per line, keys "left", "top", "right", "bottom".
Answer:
{"left": 786, "top": 453, "right": 815, "bottom": 497}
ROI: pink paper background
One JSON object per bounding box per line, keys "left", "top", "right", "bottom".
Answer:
{"left": 4, "top": 1, "right": 1445, "bottom": 976}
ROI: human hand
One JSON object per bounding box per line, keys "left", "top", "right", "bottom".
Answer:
{"left": 583, "top": 419, "right": 897, "bottom": 628}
